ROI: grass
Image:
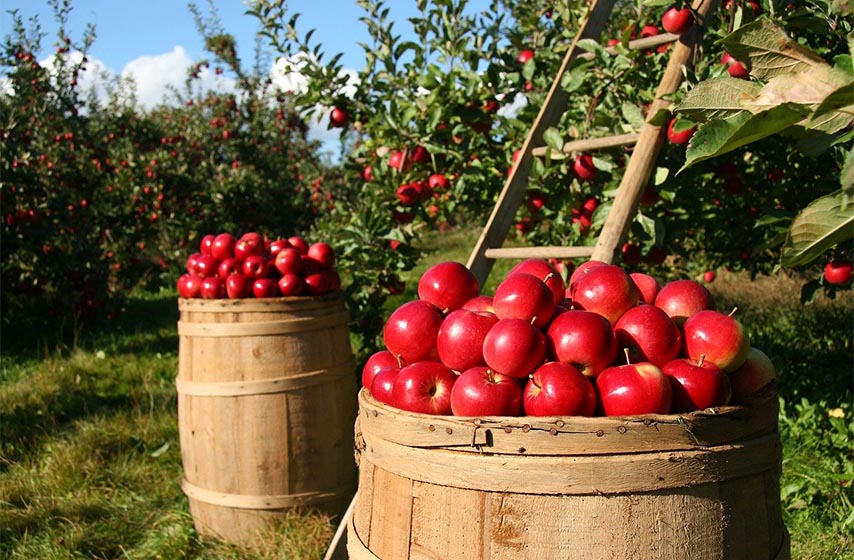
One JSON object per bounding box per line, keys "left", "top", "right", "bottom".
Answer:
{"left": 2, "top": 228, "right": 852, "bottom": 559}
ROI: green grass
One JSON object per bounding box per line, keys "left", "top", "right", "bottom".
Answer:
{"left": 2, "top": 229, "right": 852, "bottom": 559}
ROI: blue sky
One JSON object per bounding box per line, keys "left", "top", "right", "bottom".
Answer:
{"left": 1, "top": 0, "right": 421, "bottom": 73}
{"left": 0, "top": 0, "right": 494, "bottom": 151}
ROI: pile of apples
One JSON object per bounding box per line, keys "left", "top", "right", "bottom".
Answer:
{"left": 176, "top": 231, "right": 340, "bottom": 299}
{"left": 362, "top": 259, "right": 777, "bottom": 417}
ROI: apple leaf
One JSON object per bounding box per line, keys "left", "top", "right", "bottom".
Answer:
{"left": 676, "top": 77, "right": 762, "bottom": 121}
{"left": 745, "top": 65, "right": 853, "bottom": 114}
{"left": 780, "top": 190, "right": 854, "bottom": 268}
{"left": 680, "top": 103, "right": 810, "bottom": 170}
{"left": 800, "top": 278, "right": 823, "bottom": 305}
{"left": 622, "top": 102, "right": 645, "bottom": 131}
{"left": 542, "top": 127, "right": 564, "bottom": 153}
{"left": 722, "top": 20, "right": 827, "bottom": 81}
{"left": 841, "top": 144, "right": 854, "bottom": 197}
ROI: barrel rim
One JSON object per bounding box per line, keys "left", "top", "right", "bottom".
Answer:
{"left": 178, "top": 290, "right": 345, "bottom": 311}
{"left": 357, "top": 387, "right": 779, "bottom": 453}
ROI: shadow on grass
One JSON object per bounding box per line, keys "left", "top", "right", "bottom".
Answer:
{"left": 1, "top": 291, "right": 179, "bottom": 360}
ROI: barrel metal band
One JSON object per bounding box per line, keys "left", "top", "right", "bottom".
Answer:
{"left": 176, "top": 361, "right": 354, "bottom": 397}
{"left": 177, "top": 310, "right": 350, "bottom": 337}
{"left": 181, "top": 478, "right": 353, "bottom": 510}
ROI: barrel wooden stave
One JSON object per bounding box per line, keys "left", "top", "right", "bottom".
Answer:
{"left": 349, "top": 389, "right": 789, "bottom": 560}
{"left": 177, "top": 294, "right": 357, "bottom": 545}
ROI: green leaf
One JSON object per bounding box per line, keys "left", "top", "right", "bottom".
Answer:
{"left": 841, "top": 144, "right": 854, "bottom": 197}
{"left": 681, "top": 103, "right": 809, "bottom": 170}
{"left": 781, "top": 190, "right": 854, "bottom": 268}
{"left": 621, "top": 102, "right": 645, "bottom": 131}
{"left": 722, "top": 20, "right": 827, "bottom": 81}
{"left": 677, "top": 77, "right": 763, "bottom": 121}
{"left": 542, "top": 127, "right": 564, "bottom": 153}
{"left": 577, "top": 38, "right": 605, "bottom": 57}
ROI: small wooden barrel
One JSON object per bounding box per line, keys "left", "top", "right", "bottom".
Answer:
{"left": 348, "top": 388, "right": 790, "bottom": 560}
{"left": 177, "top": 293, "right": 357, "bottom": 545}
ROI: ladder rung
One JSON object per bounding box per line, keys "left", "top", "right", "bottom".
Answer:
{"left": 484, "top": 246, "right": 596, "bottom": 260}
{"left": 531, "top": 132, "right": 639, "bottom": 158}
{"left": 579, "top": 33, "right": 679, "bottom": 61}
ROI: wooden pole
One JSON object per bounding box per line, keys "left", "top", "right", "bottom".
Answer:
{"left": 591, "top": 0, "right": 721, "bottom": 263}
{"left": 466, "top": 0, "right": 617, "bottom": 288}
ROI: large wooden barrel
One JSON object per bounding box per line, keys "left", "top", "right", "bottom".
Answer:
{"left": 348, "top": 388, "right": 790, "bottom": 560}
{"left": 177, "top": 293, "right": 357, "bottom": 545}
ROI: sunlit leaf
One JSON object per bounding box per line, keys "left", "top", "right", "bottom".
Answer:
{"left": 676, "top": 77, "right": 762, "bottom": 121}
{"left": 722, "top": 20, "right": 827, "bottom": 81}
{"left": 781, "top": 190, "right": 854, "bottom": 268}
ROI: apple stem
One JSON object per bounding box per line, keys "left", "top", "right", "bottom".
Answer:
{"left": 486, "top": 369, "right": 496, "bottom": 383}
{"left": 623, "top": 347, "right": 631, "bottom": 364}
{"left": 698, "top": 354, "right": 706, "bottom": 367}
{"left": 728, "top": 306, "right": 738, "bottom": 317}
{"left": 544, "top": 272, "right": 554, "bottom": 283}
{"left": 530, "top": 316, "right": 538, "bottom": 326}
{"left": 395, "top": 354, "right": 404, "bottom": 368}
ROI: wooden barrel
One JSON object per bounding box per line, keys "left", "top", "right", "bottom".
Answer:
{"left": 177, "top": 293, "right": 358, "bottom": 545}
{"left": 348, "top": 388, "right": 790, "bottom": 560}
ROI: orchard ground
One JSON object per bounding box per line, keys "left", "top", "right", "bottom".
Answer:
{"left": 1, "top": 226, "right": 852, "bottom": 560}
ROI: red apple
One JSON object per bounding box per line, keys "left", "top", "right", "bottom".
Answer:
{"left": 546, "top": 310, "right": 617, "bottom": 378}
{"left": 252, "top": 278, "right": 278, "bottom": 298}
{"left": 210, "top": 233, "right": 236, "bottom": 260}
{"left": 596, "top": 359, "right": 672, "bottom": 416}
{"left": 417, "top": 261, "right": 479, "bottom": 313}
{"left": 517, "top": 49, "right": 535, "bottom": 64}
{"left": 523, "top": 362, "right": 597, "bottom": 416}
{"left": 450, "top": 366, "right": 522, "bottom": 417}
{"left": 274, "top": 247, "right": 304, "bottom": 276}
{"left": 288, "top": 236, "right": 310, "bottom": 255}
{"left": 383, "top": 300, "right": 444, "bottom": 363}
{"left": 396, "top": 182, "right": 420, "bottom": 206}
{"left": 392, "top": 361, "right": 456, "bottom": 415}
{"left": 663, "top": 356, "right": 731, "bottom": 412}
{"left": 388, "top": 150, "right": 411, "bottom": 172}
{"left": 614, "top": 304, "right": 682, "bottom": 368}
{"left": 242, "top": 254, "right": 271, "bottom": 279}
{"left": 824, "top": 259, "right": 853, "bottom": 286}
{"left": 307, "top": 242, "right": 335, "bottom": 269}
{"left": 268, "top": 238, "right": 291, "bottom": 258}
{"left": 630, "top": 272, "right": 661, "bottom": 304}
{"left": 482, "top": 318, "right": 547, "bottom": 378}
{"left": 199, "top": 234, "right": 215, "bottom": 256}
{"left": 362, "top": 350, "right": 402, "bottom": 389}
{"left": 461, "top": 295, "right": 495, "bottom": 314}
{"left": 217, "top": 257, "right": 242, "bottom": 279}
{"left": 654, "top": 279, "right": 716, "bottom": 326}
{"left": 225, "top": 273, "right": 251, "bottom": 299}
{"left": 508, "top": 259, "right": 566, "bottom": 305}
{"left": 186, "top": 252, "right": 203, "bottom": 275}
{"left": 568, "top": 259, "right": 607, "bottom": 291}
{"left": 234, "top": 232, "right": 264, "bottom": 260}
{"left": 573, "top": 153, "right": 597, "bottom": 182}
{"left": 303, "top": 272, "right": 330, "bottom": 295}
{"left": 437, "top": 308, "right": 498, "bottom": 372}
{"left": 324, "top": 269, "right": 341, "bottom": 291}
{"left": 667, "top": 117, "right": 696, "bottom": 145}
{"left": 277, "top": 273, "right": 305, "bottom": 296}
{"left": 428, "top": 173, "right": 449, "bottom": 191}
{"left": 683, "top": 309, "right": 751, "bottom": 373}
{"left": 729, "top": 347, "right": 777, "bottom": 405}
{"left": 177, "top": 273, "right": 203, "bottom": 298}
{"left": 721, "top": 52, "right": 749, "bottom": 79}
{"left": 329, "top": 106, "right": 349, "bottom": 128}
{"left": 493, "top": 272, "right": 556, "bottom": 330}
{"left": 640, "top": 24, "right": 660, "bottom": 37}
{"left": 570, "top": 264, "right": 639, "bottom": 326}
{"left": 370, "top": 367, "right": 400, "bottom": 406}
{"left": 200, "top": 276, "right": 226, "bottom": 299}
{"left": 703, "top": 270, "right": 717, "bottom": 283}
{"left": 661, "top": 6, "right": 694, "bottom": 35}
{"left": 193, "top": 254, "right": 220, "bottom": 278}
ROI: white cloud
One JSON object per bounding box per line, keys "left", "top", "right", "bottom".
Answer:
{"left": 497, "top": 92, "right": 528, "bottom": 119}
{"left": 120, "top": 46, "right": 238, "bottom": 109}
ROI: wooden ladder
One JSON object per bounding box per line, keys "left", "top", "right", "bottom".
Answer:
{"left": 466, "top": 0, "right": 721, "bottom": 288}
